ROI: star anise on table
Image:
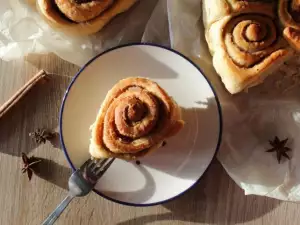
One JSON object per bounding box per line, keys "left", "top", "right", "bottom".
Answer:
{"left": 29, "top": 128, "right": 54, "bottom": 144}
{"left": 21, "top": 153, "right": 42, "bottom": 181}
{"left": 266, "top": 136, "right": 292, "bottom": 164}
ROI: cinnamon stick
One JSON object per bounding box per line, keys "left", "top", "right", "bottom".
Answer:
{"left": 0, "top": 70, "right": 48, "bottom": 119}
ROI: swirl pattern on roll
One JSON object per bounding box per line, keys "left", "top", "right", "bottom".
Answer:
{"left": 279, "top": 0, "right": 300, "bottom": 51}
{"left": 90, "top": 77, "right": 184, "bottom": 159}
{"left": 54, "top": 0, "right": 114, "bottom": 23}
{"left": 206, "top": 9, "right": 292, "bottom": 93}
{"left": 36, "top": 0, "right": 138, "bottom": 35}
{"left": 203, "top": 0, "right": 294, "bottom": 94}
{"left": 224, "top": 14, "right": 281, "bottom": 68}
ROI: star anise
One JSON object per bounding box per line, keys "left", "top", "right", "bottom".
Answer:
{"left": 266, "top": 136, "right": 291, "bottom": 164}
{"left": 21, "top": 153, "right": 42, "bottom": 181}
{"left": 29, "top": 128, "right": 54, "bottom": 144}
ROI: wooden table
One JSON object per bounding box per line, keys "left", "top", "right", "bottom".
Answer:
{"left": 0, "top": 54, "right": 299, "bottom": 225}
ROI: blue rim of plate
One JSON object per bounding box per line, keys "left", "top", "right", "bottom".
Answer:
{"left": 59, "top": 43, "right": 223, "bottom": 207}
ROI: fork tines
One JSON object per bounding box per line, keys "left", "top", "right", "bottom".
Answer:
{"left": 94, "top": 158, "right": 115, "bottom": 176}
{"left": 82, "top": 157, "right": 115, "bottom": 178}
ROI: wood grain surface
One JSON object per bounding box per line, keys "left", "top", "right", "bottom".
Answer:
{"left": 0, "top": 54, "right": 299, "bottom": 225}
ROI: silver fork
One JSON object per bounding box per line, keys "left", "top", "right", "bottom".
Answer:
{"left": 42, "top": 158, "right": 115, "bottom": 225}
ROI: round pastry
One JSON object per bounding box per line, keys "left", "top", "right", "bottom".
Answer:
{"left": 89, "top": 77, "right": 185, "bottom": 160}
{"left": 210, "top": 14, "right": 292, "bottom": 94}
{"left": 36, "top": 0, "right": 138, "bottom": 35}
{"left": 203, "top": 0, "right": 293, "bottom": 94}
{"left": 279, "top": 0, "right": 300, "bottom": 51}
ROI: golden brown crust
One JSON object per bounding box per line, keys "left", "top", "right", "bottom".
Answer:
{"left": 202, "top": 0, "right": 275, "bottom": 30}
{"left": 54, "top": 0, "right": 114, "bottom": 23}
{"left": 228, "top": 0, "right": 275, "bottom": 17}
{"left": 36, "top": 0, "right": 138, "bottom": 35}
{"left": 279, "top": 0, "right": 300, "bottom": 51}
{"left": 89, "top": 77, "right": 184, "bottom": 160}
{"left": 284, "top": 27, "right": 300, "bottom": 50}
{"left": 203, "top": 0, "right": 294, "bottom": 94}
{"left": 213, "top": 15, "right": 292, "bottom": 93}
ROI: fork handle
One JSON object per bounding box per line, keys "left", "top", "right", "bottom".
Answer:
{"left": 42, "top": 195, "right": 74, "bottom": 225}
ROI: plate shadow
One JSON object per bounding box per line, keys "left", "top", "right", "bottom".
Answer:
{"left": 140, "top": 97, "right": 221, "bottom": 180}
{"left": 117, "top": 160, "right": 281, "bottom": 225}
{"left": 99, "top": 163, "right": 156, "bottom": 204}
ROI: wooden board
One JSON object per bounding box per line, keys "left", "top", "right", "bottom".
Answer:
{"left": 0, "top": 54, "right": 299, "bottom": 225}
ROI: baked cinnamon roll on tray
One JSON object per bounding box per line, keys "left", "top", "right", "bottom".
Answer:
{"left": 60, "top": 44, "right": 222, "bottom": 205}
{"left": 202, "top": 0, "right": 299, "bottom": 94}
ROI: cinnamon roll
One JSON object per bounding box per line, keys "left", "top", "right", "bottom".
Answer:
{"left": 35, "top": 0, "right": 138, "bottom": 35}
{"left": 203, "top": 1, "right": 293, "bottom": 94}
{"left": 279, "top": 0, "right": 300, "bottom": 51}
{"left": 89, "top": 77, "right": 185, "bottom": 160}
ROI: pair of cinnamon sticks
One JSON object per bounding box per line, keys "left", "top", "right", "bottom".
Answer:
{"left": 0, "top": 70, "right": 49, "bottom": 119}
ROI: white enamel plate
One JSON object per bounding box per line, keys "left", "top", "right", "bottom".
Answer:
{"left": 60, "top": 44, "right": 222, "bottom": 206}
